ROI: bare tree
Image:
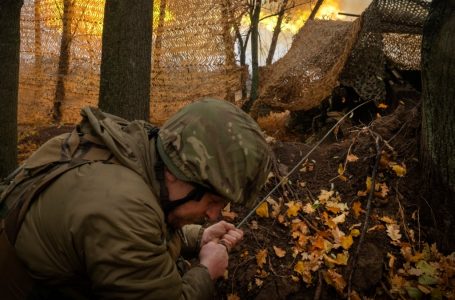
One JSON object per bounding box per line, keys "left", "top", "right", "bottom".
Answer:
{"left": 265, "top": 0, "right": 289, "bottom": 65}
{"left": 99, "top": 0, "right": 153, "bottom": 121}
{"left": 241, "top": 0, "right": 261, "bottom": 112}
{"left": 0, "top": 0, "right": 23, "bottom": 178}
{"left": 53, "top": 0, "right": 73, "bottom": 123}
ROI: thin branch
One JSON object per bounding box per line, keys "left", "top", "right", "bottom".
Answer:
{"left": 347, "top": 132, "right": 383, "bottom": 297}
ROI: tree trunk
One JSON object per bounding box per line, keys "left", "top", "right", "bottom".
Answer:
{"left": 99, "top": 0, "right": 152, "bottom": 121}
{"left": 265, "top": 0, "right": 288, "bottom": 66}
{"left": 0, "top": 0, "right": 23, "bottom": 178}
{"left": 308, "top": 0, "right": 324, "bottom": 20}
{"left": 153, "top": 0, "right": 166, "bottom": 71}
{"left": 242, "top": 0, "right": 261, "bottom": 113}
{"left": 53, "top": 0, "right": 72, "bottom": 123}
{"left": 421, "top": 0, "right": 455, "bottom": 250}
{"left": 221, "top": 0, "right": 236, "bottom": 102}
{"left": 34, "top": 0, "right": 42, "bottom": 85}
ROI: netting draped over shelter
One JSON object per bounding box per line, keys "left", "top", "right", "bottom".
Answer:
{"left": 257, "top": 0, "right": 430, "bottom": 111}
{"left": 256, "top": 19, "right": 361, "bottom": 111}
{"left": 19, "top": 0, "right": 241, "bottom": 124}
{"left": 340, "top": 0, "right": 430, "bottom": 103}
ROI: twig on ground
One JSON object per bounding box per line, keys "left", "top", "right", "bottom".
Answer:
{"left": 313, "top": 270, "right": 323, "bottom": 300}
{"left": 347, "top": 131, "right": 383, "bottom": 297}
{"left": 394, "top": 183, "right": 415, "bottom": 249}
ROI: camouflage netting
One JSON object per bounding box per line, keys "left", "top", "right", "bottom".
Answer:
{"left": 19, "top": 0, "right": 241, "bottom": 124}
{"left": 257, "top": 0, "right": 430, "bottom": 111}
{"left": 255, "top": 19, "right": 361, "bottom": 111}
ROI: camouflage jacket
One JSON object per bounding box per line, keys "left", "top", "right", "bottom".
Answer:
{"left": 12, "top": 107, "right": 213, "bottom": 299}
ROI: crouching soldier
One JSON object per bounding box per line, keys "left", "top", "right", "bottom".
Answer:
{"left": 0, "top": 98, "right": 272, "bottom": 299}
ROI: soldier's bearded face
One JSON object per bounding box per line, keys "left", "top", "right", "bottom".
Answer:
{"left": 167, "top": 193, "right": 226, "bottom": 228}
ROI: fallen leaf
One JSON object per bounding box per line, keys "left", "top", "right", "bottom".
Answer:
{"left": 390, "top": 163, "right": 407, "bottom": 177}
{"left": 294, "top": 260, "right": 312, "bottom": 284}
{"left": 302, "top": 203, "right": 315, "bottom": 214}
{"left": 380, "top": 216, "right": 396, "bottom": 224}
{"left": 255, "top": 278, "right": 264, "bottom": 287}
{"left": 368, "top": 224, "right": 385, "bottom": 232}
{"left": 266, "top": 197, "right": 281, "bottom": 217}
{"left": 277, "top": 214, "right": 286, "bottom": 224}
{"left": 273, "top": 246, "right": 286, "bottom": 258}
{"left": 340, "top": 235, "right": 353, "bottom": 250}
{"left": 347, "top": 154, "right": 359, "bottom": 162}
{"left": 365, "top": 176, "right": 372, "bottom": 192}
{"left": 337, "top": 163, "right": 344, "bottom": 176}
{"left": 350, "top": 290, "right": 362, "bottom": 300}
{"left": 286, "top": 201, "right": 302, "bottom": 217}
{"left": 331, "top": 213, "right": 346, "bottom": 225}
{"left": 406, "top": 286, "right": 423, "bottom": 299}
{"left": 357, "top": 190, "right": 368, "bottom": 197}
{"left": 221, "top": 203, "right": 238, "bottom": 221}
{"left": 250, "top": 220, "right": 259, "bottom": 230}
{"left": 256, "top": 249, "right": 268, "bottom": 268}
{"left": 318, "top": 190, "right": 334, "bottom": 203}
{"left": 324, "top": 269, "right": 346, "bottom": 294}
{"left": 386, "top": 224, "right": 402, "bottom": 243}
{"left": 352, "top": 201, "right": 362, "bottom": 218}
{"left": 255, "top": 202, "right": 269, "bottom": 218}
{"left": 350, "top": 229, "right": 360, "bottom": 237}
{"left": 227, "top": 293, "right": 240, "bottom": 300}
{"left": 376, "top": 182, "right": 389, "bottom": 199}
{"left": 387, "top": 253, "right": 396, "bottom": 269}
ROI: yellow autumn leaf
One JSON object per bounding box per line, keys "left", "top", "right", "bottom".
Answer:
{"left": 347, "top": 154, "right": 359, "bottom": 162}
{"left": 340, "top": 235, "right": 353, "bottom": 250}
{"left": 273, "top": 246, "right": 286, "bottom": 258}
{"left": 391, "top": 163, "right": 407, "bottom": 177}
{"left": 286, "top": 201, "right": 302, "bottom": 217}
{"left": 378, "top": 103, "right": 388, "bottom": 109}
{"left": 294, "top": 260, "right": 305, "bottom": 275}
{"left": 227, "top": 294, "right": 240, "bottom": 300}
{"left": 366, "top": 176, "right": 372, "bottom": 192}
{"left": 255, "top": 202, "right": 269, "bottom": 218}
{"left": 352, "top": 201, "right": 362, "bottom": 218}
{"left": 256, "top": 249, "right": 268, "bottom": 268}
{"left": 350, "top": 229, "right": 360, "bottom": 237}
{"left": 338, "top": 163, "right": 344, "bottom": 176}
{"left": 324, "top": 252, "right": 349, "bottom": 266}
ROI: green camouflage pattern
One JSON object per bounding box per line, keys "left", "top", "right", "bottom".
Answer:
{"left": 157, "top": 98, "right": 272, "bottom": 207}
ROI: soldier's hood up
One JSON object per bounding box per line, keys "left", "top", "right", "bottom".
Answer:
{"left": 80, "top": 107, "right": 160, "bottom": 194}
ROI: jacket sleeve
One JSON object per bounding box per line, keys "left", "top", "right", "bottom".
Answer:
{"left": 75, "top": 185, "right": 214, "bottom": 300}
{"left": 180, "top": 224, "right": 204, "bottom": 257}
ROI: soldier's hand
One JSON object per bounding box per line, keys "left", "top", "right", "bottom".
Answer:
{"left": 201, "top": 221, "right": 241, "bottom": 245}
{"left": 199, "top": 241, "right": 228, "bottom": 280}
{"left": 218, "top": 228, "right": 244, "bottom": 252}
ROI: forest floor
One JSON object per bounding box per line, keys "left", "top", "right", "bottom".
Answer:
{"left": 17, "top": 101, "right": 455, "bottom": 300}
